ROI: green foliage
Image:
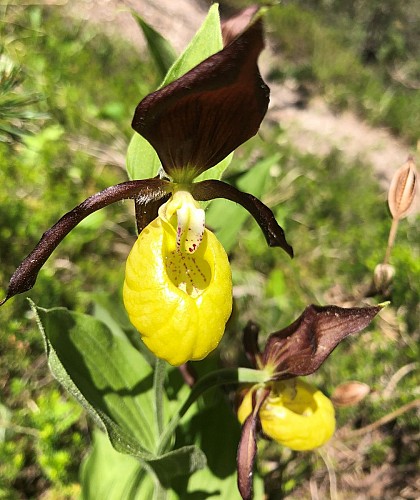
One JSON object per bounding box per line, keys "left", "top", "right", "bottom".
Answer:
{"left": 131, "top": 13, "right": 177, "bottom": 81}
{"left": 30, "top": 299, "right": 265, "bottom": 498}
{"left": 159, "top": 4, "right": 222, "bottom": 89}
{"left": 206, "top": 153, "right": 282, "bottom": 252}
{"left": 0, "top": 4, "right": 158, "bottom": 497}
{"left": 0, "top": 386, "right": 84, "bottom": 498}
{"left": 81, "top": 429, "right": 154, "bottom": 500}
{"left": 0, "top": 53, "right": 46, "bottom": 143}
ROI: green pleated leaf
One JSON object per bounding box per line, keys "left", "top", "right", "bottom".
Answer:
{"left": 31, "top": 300, "right": 207, "bottom": 486}
{"left": 173, "top": 393, "right": 264, "bottom": 499}
{"left": 81, "top": 430, "right": 205, "bottom": 500}
{"left": 81, "top": 430, "right": 200, "bottom": 499}
{"left": 159, "top": 3, "right": 222, "bottom": 88}
{"left": 81, "top": 429, "right": 152, "bottom": 500}
{"left": 206, "top": 153, "right": 281, "bottom": 252}
{"left": 31, "top": 300, "right": 157, "bottom": 456}
{"left": 126, "top": 4, "right": 229, "bottom": 182}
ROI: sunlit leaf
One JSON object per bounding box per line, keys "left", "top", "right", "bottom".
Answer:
{"left": 159, "top": 3, "right": 222, "bottom": 88}
{"left": 81, "top": 429, "right": 152, "bottom": 500}
{"left": 131, "top": 11, "right": 177, "bottom": 81}
{"left": 31, "top": 301, "right": 207, "bottom": 485}
{"left": 31, "top": 301, "right": 157, "bottom": 454}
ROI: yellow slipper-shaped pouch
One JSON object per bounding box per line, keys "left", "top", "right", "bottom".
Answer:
{"left": 123, "top": 191, "right": 232, "bottom": 366}
{"left": 238, "top": 379, "right": 335, "bottom": 451}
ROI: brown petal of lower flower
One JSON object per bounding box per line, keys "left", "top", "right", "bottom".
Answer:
{"left": 263, "top": 304, "right": 383, "bottom": 378}
{"left": 132, "top": 16, "right": 269, "bottom": 180}
{"left": 243, "top": 320, "right": 262, "bottom": 368}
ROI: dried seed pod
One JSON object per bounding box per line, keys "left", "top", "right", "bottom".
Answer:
{"left": 388, "top": 157, "right": 417, "bottom": 220}
{"left": 331, "top": 381, "right": 370, "bottom": 407}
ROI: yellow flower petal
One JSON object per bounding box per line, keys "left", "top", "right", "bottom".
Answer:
{"left": 238, "top": 379, "right": 335, "bottom": 451}
{"left": 123, "top": 216, "right": 232, "bottom": 366}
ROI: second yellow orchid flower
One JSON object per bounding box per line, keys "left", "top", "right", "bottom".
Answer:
{"left": 238, "top": 379, "right": 335, "bottom": 451}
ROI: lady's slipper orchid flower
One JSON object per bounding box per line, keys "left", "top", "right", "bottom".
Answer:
{"left": 237, "top": 378, "right": 336, "bottom": 451}
{"left": 236, "top": 304, "right": 383, "bottom": 500}
{"left": 123, "top": 190, "right": 232, "bottom": 365}
{"left": 0, "top": 8, "right": 292, "bottom": 366}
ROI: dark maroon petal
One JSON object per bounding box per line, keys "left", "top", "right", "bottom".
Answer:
{"left": 0, "top": 179, "right": 171, "bottom": 305}
{"left": 243, "top": 321, "right": 262, "bottom": 368}
{"left": 263, "top": 304, "right": 383, "bottom": 378}
{"left": 191, "top": 179, "right": 293, "bottom": 257}
{"left": 132, "top": 19, "right": 269, "bottom": 180}
{"left": 237, "top": 388, "right": 269, "bottom": 500}
{"left": 222, "top": 6, "right": 259, "bottom": 46}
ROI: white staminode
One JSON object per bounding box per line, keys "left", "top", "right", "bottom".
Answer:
{"left": 159, "top": 190, "right": 205, "bottom": 254}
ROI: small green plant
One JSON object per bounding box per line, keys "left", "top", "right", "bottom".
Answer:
{"left": 0, "top": 53, "right": 45, "bottom": 143}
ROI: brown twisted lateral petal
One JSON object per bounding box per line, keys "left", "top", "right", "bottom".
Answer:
{"left": 262, "top": 304, "right": 383, "bottom": 379}
{"left": 237, "top": 386, "right": 270, "bottom": 500}
{"left": 134, "top": 183, "right": 171, "bottom": 233}
{"left": 191, "top": 179, "right": 293, "bottom": 257}
{"left": 132, "top": 18, "right": 269, "bottom": 180}
{"left": 0, "top": 179, "right": 171, "bottom": 306}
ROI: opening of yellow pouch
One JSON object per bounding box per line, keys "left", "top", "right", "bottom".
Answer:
{"left": 267, "top": 380, "right": 318, "bottom": 417}
{"left": 166, "top": 250, "right": 212, "bottom": 297}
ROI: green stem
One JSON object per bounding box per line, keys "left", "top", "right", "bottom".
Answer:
{"left": 153, "top": 358, "right": 166, "bottom": 440}
{"left": 157, "top": 367, "right": 266, "bottom": 454}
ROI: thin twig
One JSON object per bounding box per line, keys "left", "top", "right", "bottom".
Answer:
{"left": 0, "top": 420, "right": 39, "bottom": 437}
{"left": 382, "top": 362, "right": 418, "bottom": 399}
{"left": 318, "top": 449, "right": 338, "bottom": 500}
{"left": 338, "top": 399, "right": 420, "bottom": 439}
{"left": 384, "top": 217, "right": 399, "bottom": 264}
{"left": 309, "top": 477, "right": 319, "bottom": 500}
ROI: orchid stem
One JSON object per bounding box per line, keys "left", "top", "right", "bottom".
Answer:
{"left": 153, "top": 358, "right": 166, "bottom": 440}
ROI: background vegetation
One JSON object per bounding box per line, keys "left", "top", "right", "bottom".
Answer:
{"left": 0, "top": 1, "right": 418, "bottom": 498}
